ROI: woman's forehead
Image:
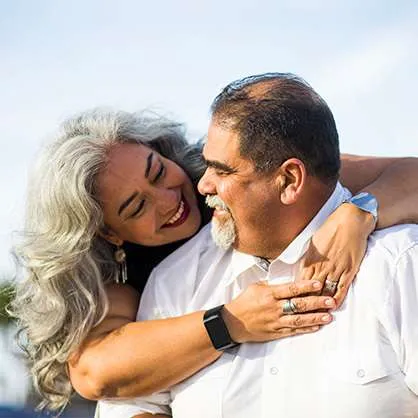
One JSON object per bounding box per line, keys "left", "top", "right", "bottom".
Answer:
{"left": 106, "top": 142, "right": 152, "bottom": 165}
{"left": 97, "top": 143, "right": 155, "bottom": 195}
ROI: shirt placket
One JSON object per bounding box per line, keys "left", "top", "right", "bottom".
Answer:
{"left": 261, "top": 264, "right": 295, "bottom": 417}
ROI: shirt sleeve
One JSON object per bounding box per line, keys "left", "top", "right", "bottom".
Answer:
{"left": 96, "top": 269, "right": 173, "bottom": 417}
{"left": 384, "top": 243, "right": 418, "bottom": 394}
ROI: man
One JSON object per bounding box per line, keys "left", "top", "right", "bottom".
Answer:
{"left": 99, "top": 73, "right": 418, "bottom": 417}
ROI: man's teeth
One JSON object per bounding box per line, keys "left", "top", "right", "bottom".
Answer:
{"left": 166, "top": 200, "right": 185, "bottom": 225}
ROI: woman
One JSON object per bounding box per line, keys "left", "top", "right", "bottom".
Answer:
{"left": 11, "top": 109, "right": 418, "bottom": 413}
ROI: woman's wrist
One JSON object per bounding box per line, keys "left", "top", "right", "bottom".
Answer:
{"left": 221, "top": 301, "right": 247, "bottom": 344}
{"left": 203, "top": 305, "right": 239, "bottom": 350}
{"left": 340, "top": 202, "right": 376, "bottom": 236}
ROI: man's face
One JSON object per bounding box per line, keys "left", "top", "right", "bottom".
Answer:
{"left": 198, "top": 121, "right": 283, "bottom": 256}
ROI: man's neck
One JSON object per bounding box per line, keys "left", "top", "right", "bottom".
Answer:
{"left": 245, "top": 181, "right": 336, "bottom": 260}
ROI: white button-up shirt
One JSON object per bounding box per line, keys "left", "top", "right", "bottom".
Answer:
{"left": 98, "top": 183, "right": 418, "bottom": 418}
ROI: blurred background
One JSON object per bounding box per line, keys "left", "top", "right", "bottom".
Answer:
{"left": 1, "top": 0, "right": 417, "bottom": 416}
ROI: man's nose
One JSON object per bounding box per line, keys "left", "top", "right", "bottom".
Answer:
{"left": 197, "top": 169, "right": 216, "bottom": 196}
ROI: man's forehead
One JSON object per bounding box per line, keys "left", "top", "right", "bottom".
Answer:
{"left": 203, "top": 122, "right": 260, "bottom": 176}
{"left": 204, "top": 122, "right": 239, "bottom": 158}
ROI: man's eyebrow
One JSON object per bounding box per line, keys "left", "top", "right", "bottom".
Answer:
{"left": 118, "top": 192, "right": 138, "bottom": 216}
{"left": 204, "top": 159, "right": 236, "bottom": 173}
{"left": 145, "top": 152, "right": 154, "bottom": 178}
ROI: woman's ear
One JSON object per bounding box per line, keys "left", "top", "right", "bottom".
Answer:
{"left": 275, "top": 158, "right": 306, "bottom": 205}
{"left": 99, "top": 225, "right": 124, "bottom": 246}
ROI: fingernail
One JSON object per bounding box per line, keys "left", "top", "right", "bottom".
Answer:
{"left": 312, "top": 281, "right": 321, "bottom": 289}
{"left": 325, "top": 298, "right": 335, "bottom": 306}
{"left": 322, "top": 314, "right": 331, "bottom": 322}
{"left": 310, "top": 326, "right": 320, "bottom": 331}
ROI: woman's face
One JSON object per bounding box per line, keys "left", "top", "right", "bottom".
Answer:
{"left": 97, "top": 143, "right": 202, "bottom": 246}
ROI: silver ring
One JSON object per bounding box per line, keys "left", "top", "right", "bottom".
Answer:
{"left": 324, "top": 279, "right": 338, "bottom": 294}
{"left": 282, "top": 299, "right": 298, "bottom": 315}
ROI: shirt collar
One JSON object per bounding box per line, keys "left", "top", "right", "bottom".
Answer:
{"left": 228, "top": 182, "right": 351, "bottom": 283}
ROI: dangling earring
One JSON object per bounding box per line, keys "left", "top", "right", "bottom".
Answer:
{"left": 114, "top": 246, "right": 128, "bottom": 284}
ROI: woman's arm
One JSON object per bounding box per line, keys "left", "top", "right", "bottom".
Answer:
{"left": 299, "top": 154, "right": 418, "bottom": 306}
{"left": 68, "top": 280, "right": 332, "bottom": 400}
{"left": 68, "top": 283, "right": 219, "bottom": 400}
{"left": 340, "top": 154, "right": 418, "bottom": 227}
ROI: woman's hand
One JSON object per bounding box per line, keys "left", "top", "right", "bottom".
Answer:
{"left": 223, "top": 280, "right": 335, "bottom": 343}
{"left": 297, "top": 202, "right": 375, "bottom": 308}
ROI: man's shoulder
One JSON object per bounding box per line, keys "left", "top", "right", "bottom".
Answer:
{"left": 367, "top": 224, "right": 418, "bottom": 261}
{"left": 354, "top": 224, "right": 418, "bottom": 306}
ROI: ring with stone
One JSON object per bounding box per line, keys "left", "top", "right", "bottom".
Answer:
{"left": 282, "top": 298, "right": 298, "bottom": 315}
{"left": 323, "top": 278, "right": 338, "bottom": 295}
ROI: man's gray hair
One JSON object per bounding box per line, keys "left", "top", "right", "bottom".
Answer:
{"left": 10, "top": 109, "right": 205, "bottom": 411}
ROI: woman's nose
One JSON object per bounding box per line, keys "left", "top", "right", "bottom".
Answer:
{"left": 153, "top": 187, "right": 179, "bottom": 215}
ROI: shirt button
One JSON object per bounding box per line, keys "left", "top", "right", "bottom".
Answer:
{"left": 270, "top": 367, "right": 278, "bottom": 375}
{"left": 356, "top": 369, "right": 365, "bottom": 378}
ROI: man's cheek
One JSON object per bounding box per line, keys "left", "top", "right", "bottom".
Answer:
{"left": 217, "top": 180, "right": 237, "bottom": 203}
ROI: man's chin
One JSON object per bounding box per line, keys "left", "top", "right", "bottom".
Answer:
{"left": 211, "top": 221, "right": 236, "bottom": 250}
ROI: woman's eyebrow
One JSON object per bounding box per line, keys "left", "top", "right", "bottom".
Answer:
{"left": 118, "top": 192, "right": 138, "bottom": 216}
{"left": 145, "top": 152, "right": 154, "bottom": 178}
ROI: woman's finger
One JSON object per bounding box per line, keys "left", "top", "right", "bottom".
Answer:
{"left": 275, "top": 312, "right": 333, "bottom": 329}
{"left": 271, "top": 280, "right": 322, "bottom": 300}
{"left": 270, "top": 326, "right": 321, "bottom": 339}
{"left": 321, "top": 275, "right": 340, "bottom": 297}
{"left": 279, "top": 295, "right": 335, "bottom": 314}
{"left": 333, "top": 270, "right": 356, "bottom": 308}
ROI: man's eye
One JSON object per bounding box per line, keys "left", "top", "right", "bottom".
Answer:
{"left": 215, "top": 169, "right": 229, "bottom": 176}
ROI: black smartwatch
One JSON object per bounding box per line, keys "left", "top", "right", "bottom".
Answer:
{"left": 203, "top": 305, "right": 239, "bottom": 351}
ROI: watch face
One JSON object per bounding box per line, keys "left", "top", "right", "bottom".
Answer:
{"left": 203, "top": 306, "right": 237, "bottom": 350}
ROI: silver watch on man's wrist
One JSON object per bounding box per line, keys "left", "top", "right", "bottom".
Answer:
{"left": 344, "top": 192, "right": 379, "bottom": 224}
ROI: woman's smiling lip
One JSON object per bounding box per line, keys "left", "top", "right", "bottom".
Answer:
{"left": 162, "top": 196, "right": 191, "bottom": 228}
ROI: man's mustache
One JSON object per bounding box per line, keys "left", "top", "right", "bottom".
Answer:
{"left": 205, "top": 195, "right": 230, "bottom": 212}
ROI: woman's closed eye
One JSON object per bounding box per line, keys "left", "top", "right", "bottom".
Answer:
{"left": 129, "top": 199, "right": 145, "bottom": 219}
{"left": 153, "top": 162, "right": 166, "bottom": 183}
{"left": 128, "top": 163, "right": 165, "bottom": 219}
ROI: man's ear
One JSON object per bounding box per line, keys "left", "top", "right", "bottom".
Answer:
{"left": 275, "top": 158, "right": 306, "bottom": 205}
{"left": 99, "top": 225, "right": 124, "bottom": 247}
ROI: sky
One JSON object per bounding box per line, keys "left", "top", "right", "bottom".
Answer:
{"left": 1, "top": 0, "right": 417, "bottom": 276}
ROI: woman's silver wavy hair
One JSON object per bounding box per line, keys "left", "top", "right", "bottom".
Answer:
{"left": 10, "top": 109, "right": 205, "bottom": 411}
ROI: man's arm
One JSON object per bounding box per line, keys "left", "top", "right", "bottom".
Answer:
{"left": 340, "top": 154, "right": 418, "bottom": 228}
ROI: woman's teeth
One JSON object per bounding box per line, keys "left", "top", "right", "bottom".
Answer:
{"left": 166, "top": 200, "right": 185, "bottom": 225}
